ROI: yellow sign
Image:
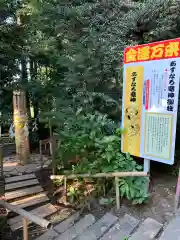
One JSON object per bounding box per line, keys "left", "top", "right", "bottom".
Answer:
{"left": 122, "top": 66, "right": 144, "bottom": 157}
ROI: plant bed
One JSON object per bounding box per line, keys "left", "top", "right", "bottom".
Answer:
{"left": 54, "top": 113, "right": 148, "bottom": 205}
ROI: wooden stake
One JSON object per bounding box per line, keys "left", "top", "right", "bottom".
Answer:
{"left": 174, "top": 167, "right": 180, "bottom": 212}
{"left": 39, "top": 140, "right": 43, "bottom": 169}
{"left": 0, "top": 145, "right": 3, "bottom": 177}
{"left": 23, "top": 218, "right": 28, "bottom": 240}
{"left": 49, "top": 119, "right": 52, "bottom": 156}
{"left": 63, "top": 176, "right": 67, "bottom": 203}
{"left": 115, "top": 177, "right": 120, "bottom": 210}
{"left": 51, "top": 137, "right": 56, "bottom": 175}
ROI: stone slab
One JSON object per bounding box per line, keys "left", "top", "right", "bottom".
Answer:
{"left": 100, "top": 214, "right": 139, "bottom": 240}
{"left": 56, "top": 214, "right": 96, "bottom": 240}
{"left": 159, "top": 215, "right": 180, "bottom": 240}
{"left": 129, "top": 218, "right": 163, "bottom": 240}
{"left": 35, "top": 229, "right": 59, "bottom": 240}
{"left": 54, "top": 211, "right": 80, "bottom": 234}
{"left": 76, "top": 212, "right": 118, "bottom": 240}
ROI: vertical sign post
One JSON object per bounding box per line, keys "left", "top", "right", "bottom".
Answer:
{"left": 121, "top": 38, "right": 180, "bottom": 198}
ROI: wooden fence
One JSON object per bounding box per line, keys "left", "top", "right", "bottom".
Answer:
{"left": 0, "top": 200, "right": 52, "bottom": 240}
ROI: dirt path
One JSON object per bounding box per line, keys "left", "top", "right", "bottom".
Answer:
{"left": 89, "top": 173, "right": 176, "bottom": 224}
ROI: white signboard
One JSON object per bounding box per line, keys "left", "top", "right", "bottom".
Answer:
{"left": 121, "top": 38, "right": 180, "bottom": 165}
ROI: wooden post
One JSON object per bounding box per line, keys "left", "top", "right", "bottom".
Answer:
{"left": 13, "top": 90, "right": 30, "bottom": 165}
{"left": 63, "top": 176, "right": 67, "bottom": 204}
{"left": 144, "top": 158, "right": 150, "bottom": 193}
{"left": 0, "top": 145, "right": 3, "bottom": 177}
{"left": 115, "top": 177, "right": 120, "bottom": 210}
{"left": 51, "top": 137, "right": 56, "bottom": 175}
{"left": 49, "top": 119, "right": 52, "bottom": 156}
{"left": 174, "top": 167, "right": 180, "bottom": 212}
{"left": 39, "top": 140, "right": 43, "bottom": 169}
{"left": 23, "top": 218, "right": 28, "bottom": 240}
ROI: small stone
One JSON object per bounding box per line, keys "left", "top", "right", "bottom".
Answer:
{"left": 99, "top": 197, "right": 115, "bottom": 205}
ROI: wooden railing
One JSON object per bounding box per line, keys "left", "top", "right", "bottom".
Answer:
{"left": 51, "top": 171, "right": 148, "bottom": 210}
{"left": 0, "top": 200, "right": 52, "bottom": 240}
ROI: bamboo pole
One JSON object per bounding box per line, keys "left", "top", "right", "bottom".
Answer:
{"left": 51, "top": 172, "right": 147, "bottom": 210}
{"left": 23, "top": 218, "right": 28, "bottom": 240}
{"left": 0, "top": 200, "right": 52, "bottom": 229}
{"left": 51, "top": 172, "right": 147, "bottom": 211}
{"left": 115, "top": 177, "right": 120, "bottom": 210}
{"left": 51, "top": 171, "right": 148, "bottom": 181}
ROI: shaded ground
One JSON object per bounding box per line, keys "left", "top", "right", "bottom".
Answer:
{"left": 35, "top": 166, "right": 178, "bottom": 225}
{"left": 85, "top": 171, "right": 177, "bottom": 224}
{"left": 113, "top": 173, "right": 176, "bottom": 223}
{"left": 3, "top": 154, "right": 51, "bottom": 177}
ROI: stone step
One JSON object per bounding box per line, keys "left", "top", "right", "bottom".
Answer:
{"left": 54, "top": 211, "right": 80, "bottom": 234}
{"left": 35, "top": 229, "right": 59, "bottom": 240}
{"left": 35, "top": 212, "right": 80, "bottom": 240}
{"left": 100, "top": 214, "right": 139, "bottom": 240}
{"left": 159, "top": 214, "right": 180, "bottom": 240}
{"left": 56, "top": 214, "right": 96, "bottom": 240}
{"left": 129, "top": 218, "right": 163, "bottom": 240}
{"left": 35, "top": 213, "right": 164, "bottom": 240}
{"left": 75, "top": 212, "right": 118, "bottom": 240}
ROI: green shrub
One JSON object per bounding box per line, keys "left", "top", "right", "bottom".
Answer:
{"left": 55, "top": 112, "right": 148, "bottom": 204}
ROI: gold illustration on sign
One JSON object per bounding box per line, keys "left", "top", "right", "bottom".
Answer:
{"left": 125, "top": 104, "right": 140, "bottom": 137}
